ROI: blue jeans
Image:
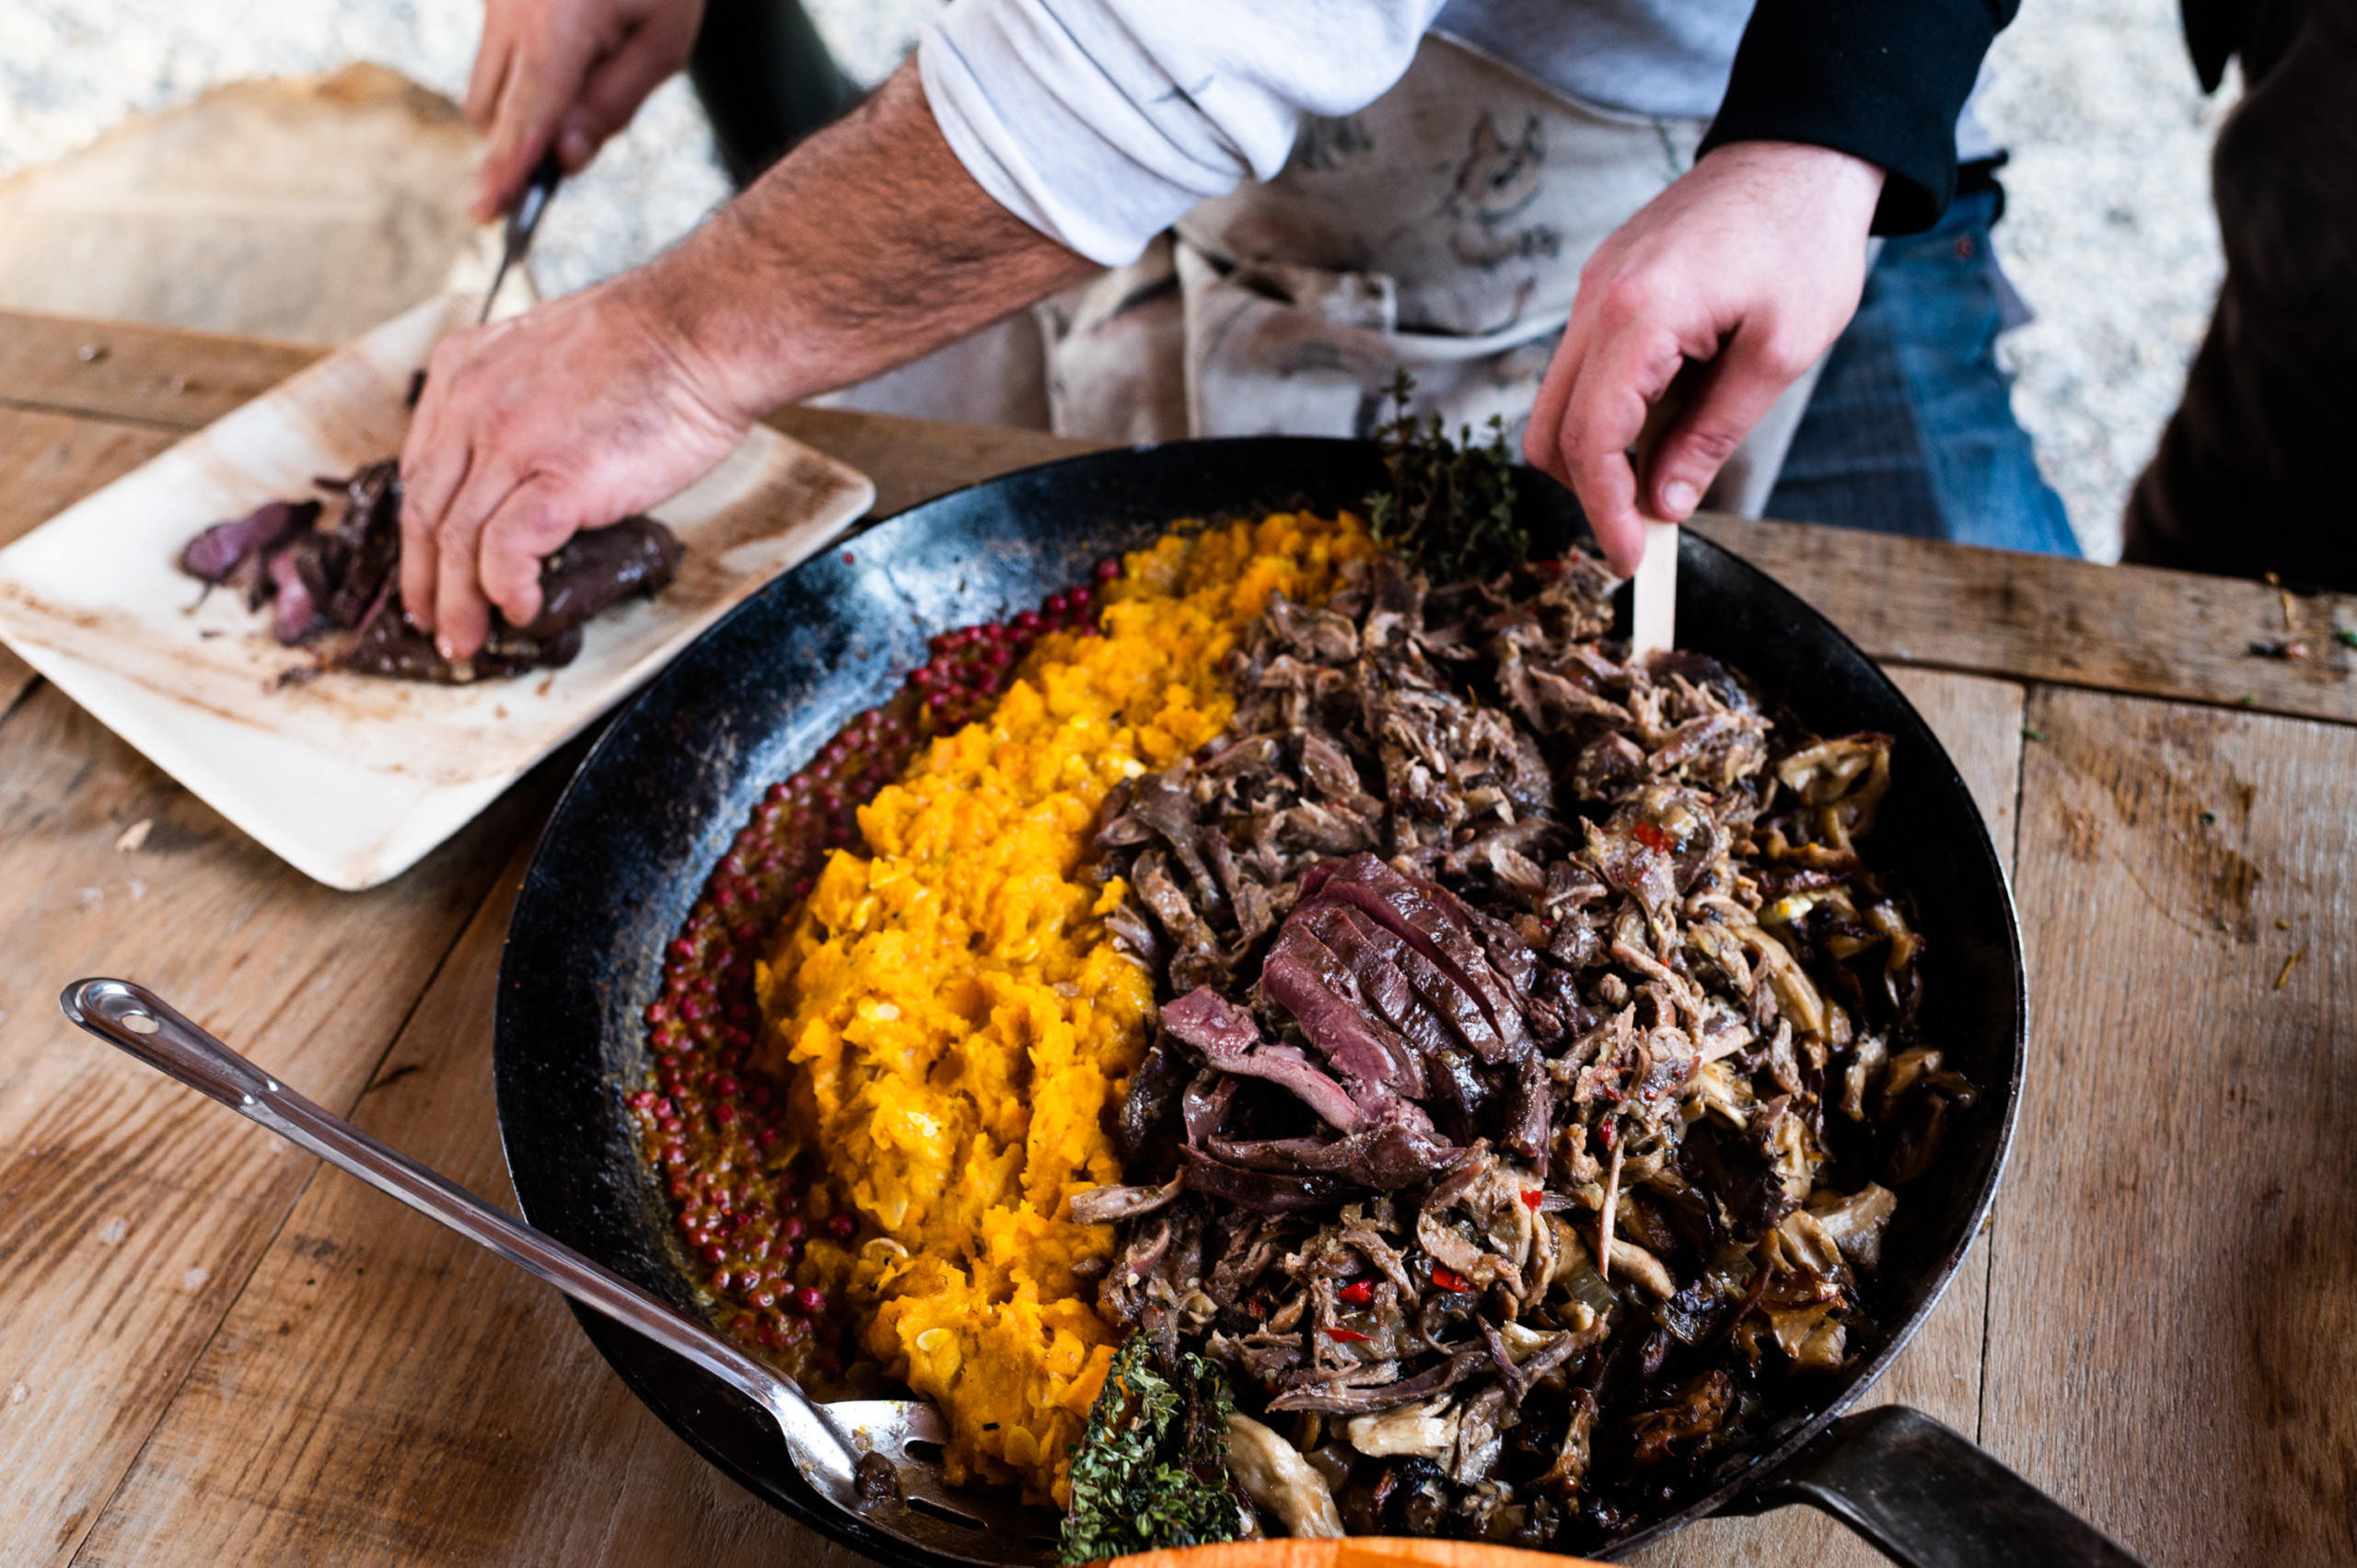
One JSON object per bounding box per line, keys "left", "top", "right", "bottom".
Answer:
{"left": 1766, "top": 188, "right": 2080, "bottom": 557}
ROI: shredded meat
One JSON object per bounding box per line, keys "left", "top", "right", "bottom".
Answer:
{"left": 1089, "top": 549, "right": 1960, "bottom": 1551}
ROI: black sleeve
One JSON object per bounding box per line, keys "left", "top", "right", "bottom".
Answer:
{"left": 1695, "top": 0, "right": 2019, "bottom": 236}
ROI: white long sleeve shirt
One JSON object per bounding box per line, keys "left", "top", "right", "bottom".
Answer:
{"left": 921, "top": 0, "right": 1447, "bottom": 266}
{"left": 920, "top": 0, "right": 1996, "bottom": 268}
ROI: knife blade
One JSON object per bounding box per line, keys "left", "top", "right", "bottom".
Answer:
{"left": 480, "top": 150, "right": 564, "bottom": 326}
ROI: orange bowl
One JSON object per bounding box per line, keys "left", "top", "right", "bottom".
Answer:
{"left": 1111, "top": 1539, "right": 1607, "bottom": 1568}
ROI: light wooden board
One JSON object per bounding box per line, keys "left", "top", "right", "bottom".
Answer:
{"left": 0, "top": 685, "right": 552, "bottom": 1568}
{"left": 0, "top": 407, "right": 178, "bottom": 711}
{"left": 1988, "top": 686, "right": 2356, "bottom": 1564}
{"left": 72, "top": 836, "right": 873, "bottom": 1568}
{"left": 58, "top": 675, "right": 2031, "bottom": 1568}
{"left": 769, "top": 406, "right": 1099, "bottom": 523}
{"left": 1633, "top": 668, "right": 2024, "bottom": 1567}
{"left": 0, "top": 408, "right": 175, "bottom": 549}
{"left": 6, "top": 312, "right": 2348, "bottom": 1568}
{"left": 0, "top": 308, "right": 319, "bottom": 431}
{"left": 1691, "top": 516, "right": 2357, "bottom": 729}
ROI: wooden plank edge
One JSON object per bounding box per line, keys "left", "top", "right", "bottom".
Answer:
{"left": 1867, "top": 655, "right": 2352, "bottom": 732}
{"left": 45, "top": 862, "right": 512, "bottom": 1568}
{"left": 1689, "top": 515, "right": 2356, "bottom": 730}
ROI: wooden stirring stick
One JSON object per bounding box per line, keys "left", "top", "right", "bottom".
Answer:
{"left": 1630, "top": 518, "right": 1679, "bottom": 658}
{"left": 1626, "top": 378, "right": 1687, "bottom": 658}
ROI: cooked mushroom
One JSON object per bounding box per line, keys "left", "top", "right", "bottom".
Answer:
{"left": 1342, "top": 1397, "right": 1459, "bottom": 1459}
{"left": 1227, "top": 1413, "right": 1345, "bottom": 1538}
{"left": 1806, "top": 1183, "right": 1898, "bottom": 1272}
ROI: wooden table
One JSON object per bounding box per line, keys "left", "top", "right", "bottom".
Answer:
{"left": 0, "top": 308, "right": 2348, "bottom": 1568}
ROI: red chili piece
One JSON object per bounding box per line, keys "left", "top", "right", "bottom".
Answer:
{"left": 1631, "top": 820, "right": 1674, "bottom": 854}
{"left": 1337, "top": 1279, "right": 1373, "bottom": 1306}
{"left": 1431, "top": 1265, "right": 1468, "bottom": 1292}
{"left": 1327, "top": 1328, "right": 1371, "bottom": 1342}
{"left": 1520, "top": 1189, "right": 1543, "bottom": 1210}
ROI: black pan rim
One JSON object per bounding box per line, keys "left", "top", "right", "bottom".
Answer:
{"left": 494, "top": 434, "right": 2026, "bottom": 1565}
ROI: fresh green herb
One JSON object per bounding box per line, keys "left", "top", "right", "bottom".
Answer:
{"left": 2200, "top": 810, "right": 2217, "bottom": 826}
{"left": 1364, "top": 369, "right": 1527, "bottom": 581}
{"left": 2020, "top": 725, "right": 2044, "bottom": 742}
{"left": 1059, "top": 1335, "right": 1242, "bottom": 1564}
{"left": 2335, "top": 628, "right": 2357, "bottom": 650}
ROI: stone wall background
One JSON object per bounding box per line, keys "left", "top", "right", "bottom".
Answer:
{"left": 0, "top": 0, "right": 2237, "bottom": 558}
{"left": 1980, "top": 1, "right": 2241, "bottom": 560}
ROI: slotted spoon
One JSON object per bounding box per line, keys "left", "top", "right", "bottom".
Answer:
{"left": 61, "top": 978, "right": 1059, "bottom": 1567}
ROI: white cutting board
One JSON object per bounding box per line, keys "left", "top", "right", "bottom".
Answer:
{"left": 0, "top": 292, "right": 876, "bottom": 889}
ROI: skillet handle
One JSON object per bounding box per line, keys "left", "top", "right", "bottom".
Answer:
{"left": 1737, "top": 1406, "right": 2145, "bottom": 1568}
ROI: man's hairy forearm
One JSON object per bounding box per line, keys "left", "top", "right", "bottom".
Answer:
{"left": 639, "top": 61, "right": 1094, "bottom": 418}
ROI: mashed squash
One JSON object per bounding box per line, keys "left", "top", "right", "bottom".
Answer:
{"left": 753, "top": 513, "right": 1370, "bottom": 1504}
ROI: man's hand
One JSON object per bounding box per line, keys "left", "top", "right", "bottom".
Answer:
{"left": 1523, "top": 141, "right": 1885, "bottom": 575}
{"left": 398, "top": 275, "right": 749, "bottom": 656}
{"left": 403, "top": 63, "right": 1093, "bottom": 657}
{"left": 466, "top": 0, "right": 705, "bottom": 221}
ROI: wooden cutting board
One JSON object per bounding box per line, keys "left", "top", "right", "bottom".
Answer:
{"left": 0, "top": 291, "right": 874, "bottom": 889}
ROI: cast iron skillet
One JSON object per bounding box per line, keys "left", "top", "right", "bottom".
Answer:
{"left": 493, "top": 437, "right": 2133, "bottom": 1566}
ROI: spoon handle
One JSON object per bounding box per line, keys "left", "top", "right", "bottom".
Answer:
{"left": 58, "top": 977, "right": 862, "bottom": 1494}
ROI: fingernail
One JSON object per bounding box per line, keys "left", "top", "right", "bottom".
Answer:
{"left": 561, "top": 128, "right": 592, "bottom": 168}
{"left": 1663, "top": 481, "right": 1699, "bottom": 515}
{"left": 436, "top": 636, "right": 456, "bottom": 660}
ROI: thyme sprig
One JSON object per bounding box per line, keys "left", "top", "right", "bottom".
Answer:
{"left": 1364, "top": 368, "right": 1527, "bottom": 582}
{"left": 1059, "top": 1336, "right": 1242, "bottom": 1564}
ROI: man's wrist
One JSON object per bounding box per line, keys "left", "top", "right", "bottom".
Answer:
{"left": 626, "top": 217, "right": 820, "bottom": 424}
{"left": 1694, "top": 140, "right": 1887, "bottom": 229}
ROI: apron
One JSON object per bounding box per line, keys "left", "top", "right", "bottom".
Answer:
{"left": 1029, "top": 33, "right": 1827, "bottom": 516}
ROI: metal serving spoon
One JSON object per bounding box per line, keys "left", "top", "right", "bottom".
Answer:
{"left": 61, "top": 978, "right": 1058, "bottom": 1567}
